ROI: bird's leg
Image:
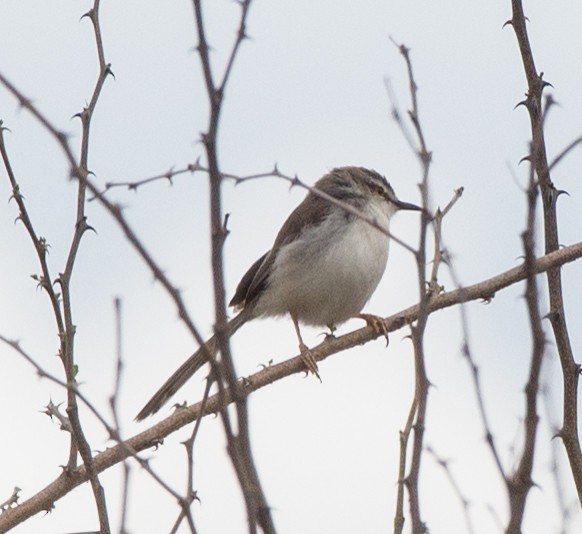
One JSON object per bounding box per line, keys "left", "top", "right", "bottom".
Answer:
{"left": 357, "top": 313, "right": 389, "bottom": 346}
{"left": 291, "top": 313, "right": 322, "bottom": 381}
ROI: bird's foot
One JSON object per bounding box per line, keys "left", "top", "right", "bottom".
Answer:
{"left": 323, "top": 324, "right": 337, "bottom": 342}
{"left": 298, "top": 342, "right": 322, "bottom": 382}
{"left": 358, "top": 313, "right": 389, "bottom": 346}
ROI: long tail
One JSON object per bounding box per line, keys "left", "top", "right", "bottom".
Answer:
{"left": 135, "top": 312, "right": 249, "bottom": 421}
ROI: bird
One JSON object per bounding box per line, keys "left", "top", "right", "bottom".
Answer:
{"left": 135, "top": 166, "right": 420, "bottom": 420}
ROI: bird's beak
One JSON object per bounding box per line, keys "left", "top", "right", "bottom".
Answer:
{"left": 394, "top": 199, "right": 422, "bottom": 211}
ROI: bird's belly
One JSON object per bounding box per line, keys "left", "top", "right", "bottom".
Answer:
{"left": 255, "top": 216, "right": 389, "bottom": 327}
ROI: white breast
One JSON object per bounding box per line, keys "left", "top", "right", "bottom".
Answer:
{"left": 255, "top": 197, "right": 395, "bottom": 327}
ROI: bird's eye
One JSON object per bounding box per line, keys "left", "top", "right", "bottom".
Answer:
{"left": 376, "top": 185, "right": 385, "bottom": 196}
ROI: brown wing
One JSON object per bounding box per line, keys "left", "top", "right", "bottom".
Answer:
{"left": 229, "top": 191, "right": 332, "bottom": 310}
{"left": 229, "top": 251, "right": 270, "bottom": 309}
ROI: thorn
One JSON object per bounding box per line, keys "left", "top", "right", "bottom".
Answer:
{"left": 187, "top": 160, "right": 201, "bottom": 173}
{"left": 148, "top": 437, "right": 164, "bottom": 451}
{"left": 43, "top": 503, "right": 55, "bottom": 515}
{"left": 514, "top": 99, "right": 528, "bottom": 110}
{"left": 105, "top": 63, "right": 116, "bottom": 80}
{"left": 172, "top": 400, "right": 187, "bottom": 413}
{"left": 80, "top": 9, "right": 94, "bottom": 22}
{"left": 518, "top": 155, "right": 531, "bottom": 165}
{"left": 555, "top": 189, "right": 570, "bottom": 198}
{"left": 164, "top": 167, "right": 175, "bottom": 182}
{"left": 539, "top": 76, "right": 554, "bottom": 90}
{"left": 502, "top": 19, "right": 513, "bottom": 29}
{"left": 9, "top": 186, "right": 23, "bottom": 202}
{"left": 289, "top": 174, "right": 301, "bottom": 191}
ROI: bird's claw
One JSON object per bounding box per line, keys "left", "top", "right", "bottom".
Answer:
{"left": 358, "top": 313, "right": 389, "bottom": 346}
{"left": 298, "top": 342, "right": 322, "bottom": 382}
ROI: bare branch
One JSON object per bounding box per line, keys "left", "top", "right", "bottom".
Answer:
{"left": 509, "top": 0, "right": 582, "bottom": 504}
{"left": 390, "top": 38, "right": 432, "bottom": 533}
{"left": 506, "top": 155, "right": 545, "bottom": 532}
{"left": 190, "top": 2, "right": 276, "bottom": 533}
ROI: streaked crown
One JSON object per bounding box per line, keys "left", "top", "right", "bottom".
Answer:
{"left": 316, "top": 166, "right": 420, "bottom": 212}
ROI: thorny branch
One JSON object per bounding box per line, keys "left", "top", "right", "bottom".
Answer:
{"left": 57, "top": 2, "right": 113, "bottom": 531}
{"left": 428, "top": 187, "right": 464, "bottom": 294}
{"left": 96, "top": 162, "right": 417, "bottom": 254}
{"left": 169, "top": 378, "right": 212, "bottom": 534}
{"left": 190, "top": 2, "right": 275, "bottom": 534}
{"left": 389, "top": 40, "right": 432, "bottom": 534}
{"left": 0, "top": 1, "right": 114, "bottom": 531}
{"left": 508, "top": 0, "right": 582, "bottom": 505}
{"left": 505, "top": 157, "right": 545, "bottom": 533}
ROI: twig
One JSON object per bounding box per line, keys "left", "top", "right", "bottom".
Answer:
{"left": 390, "top": 39, "right": 432, "bottom": 533}
{"left": 0, "top": 123, "right": 65, "bottom": 339}
{"left": 425, "top": 446, "right": 475, "bottom": 534}
{"left": 428, "top": 187, "right": 464, "bottom": 294}
{"left": 548, "top": 135, "right": 582, "bottom": 171}
{"left": 169, "top": 379, "right": 212, "bottom": 534}
{"left": 55, "top": 2, "right": 114, "bottom": 530}
{"left": 506, "top": 152, "right": 545, "bottom": 532}
{"left": 394, "top": 396, "right": 417, "bottom": 534}
{"left": 109, "top": 298, "right": 131, "bottom": 534}
{"left": 541, "top": 382, "right": 575, "bottom": 533}
{"left": 462, "top": 340, "right": 507, "bottom": 479}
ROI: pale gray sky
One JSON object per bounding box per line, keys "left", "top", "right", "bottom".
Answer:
{"left": 1, "top": 1, "right": 582, "bottom": 533}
